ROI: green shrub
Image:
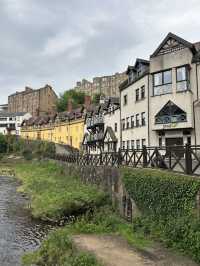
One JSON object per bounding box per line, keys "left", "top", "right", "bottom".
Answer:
{"left": 122, "top": 168, "right": 200, "bottom": 262}
{"left": 0, "top": 134, "right": 7, "bottom": 153}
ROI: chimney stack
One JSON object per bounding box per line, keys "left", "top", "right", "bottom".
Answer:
{"left": 84, "top": 95, "right": 91, "bottom": 109}
{"left": 67, "top": 98, "right": 73, "bottom": 113}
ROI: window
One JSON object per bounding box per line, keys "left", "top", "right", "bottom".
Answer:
{"left": 126, "top": 117, "right": 130, "bottom": 129}
{"left": 131, "top": 115, "right": 134, "bottom": 128}
{"left": 153, "top": 70, "right": 172, "bottom": 95}
{"left": 159, "top": 138, "right": 162, "bottom": 147}
{"left": 142, "top": 139, "right": 146, "bottom": 147}
{"left": 114, "top": 123, "right": 117, "bottom": 132}
{"left": 123, "top": 94, "right": 128, "bottom": 105}
{"left": 136, "top": 114, "right": 140, "bottom": 127}
{"left": 136, "top": 89, "right": 140, "bottom": 101}
{"left": 122, "top": 119, "right": 125, "bottom": 130}
{"left": 127, "top": 140, "right": 130, "bottom": 149}
{"left": 136, "top": 139, "right": 140, "bottom": 150}
{"left": 141, "top": 112, "right": 146, "bottom": 126}
{"left": 122, "top": 141, "right": 125, "bottom": 149}
{"left": 131, "top": 140, "right": 135, "bottom": 149}
{"left": 176, "top": 66, "right": 189, "bottom": 91}
{"left": 141, "top": 86, "right": 145, "bottom": 99}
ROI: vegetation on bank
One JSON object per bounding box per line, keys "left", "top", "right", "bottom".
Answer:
{"left": 122, "top": 168, "right": 200, "bottom": 262}
{"left": 22, "top": 207, "right": 150, "bottom": 266}
{"left": 14, "top": 161, "right": 107, "bottom": 222}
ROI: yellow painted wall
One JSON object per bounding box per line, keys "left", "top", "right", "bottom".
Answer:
{"left": 21, "top": 118, "right": 84, "bottom": 150}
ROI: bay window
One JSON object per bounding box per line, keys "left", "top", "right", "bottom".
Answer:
{"left": 153, "top": 70, "right": 172, "bottom": 95}
{"left": 176, "top": 66, "right": 189, "bottom": 91}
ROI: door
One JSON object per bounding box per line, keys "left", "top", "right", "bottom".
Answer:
{"left": 165, "top": 137, "right": 184, "bottom": 157}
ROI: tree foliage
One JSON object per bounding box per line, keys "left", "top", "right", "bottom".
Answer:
{"left": 56, "top": 89, "right": 85, "bottom": 112}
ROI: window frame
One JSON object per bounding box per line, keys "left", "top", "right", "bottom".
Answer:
{"left": 153, "top": 69, "right": 172, "bottom": 96}
{"left": 176, "top": 65, "right": 190, "bottom": 92}
{"left": 141, "top": 112, "right": 146, "bottom": 126}
{"left": 135, "top": 89, "right": 140, "bottom": 102}
{"left": 141, "top": 86, "right": 145, "bottom": 99}
{"left": 126, "top": 117, "right": 130, "bottom": 129}
{"left": 136, "top": 114, "right": 140, "bottom": 127}
{"left": 131, "top": 115, "right": 134, "bottom": 128}
{"left": 123, "top": 94, "right": 128, "bottom": 105}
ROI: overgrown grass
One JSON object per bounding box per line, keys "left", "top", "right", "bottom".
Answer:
{"left": 14, "top": 161, "right": 107, "bottom": 222}
{"left": 22, "top": 207, "right": 150, "bottom": 266}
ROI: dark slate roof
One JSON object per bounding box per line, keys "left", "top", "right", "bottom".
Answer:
{"left": 151, "top": 32, "right": 196, "bottom": 58}
{"left": 126, "top": 65, "right": 136, "bottom": 75}
{"left": 134, "top": 58, "right": 150, "bottom": 67}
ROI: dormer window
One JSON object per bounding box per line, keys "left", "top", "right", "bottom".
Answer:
{"left": 128, "top": 71, "right": 134, "bottom": 83}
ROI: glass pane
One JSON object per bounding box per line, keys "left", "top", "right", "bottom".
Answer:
{"left": 177, "top": 81, "right": 187, "bottom": 91}
{"left": 154, "top": 73, "right": 162, "bottom": 86}
{"left": 163, "top": 70, "right": 172, "bottom": 84}
{"left": 177, "top": 67, "right": 186, "bottom": 82}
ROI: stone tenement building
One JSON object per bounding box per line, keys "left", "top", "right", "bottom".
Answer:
{"left": 74, "top": 72, "right": 127, "bottom": 98}
{"left": 8, "top": 85, "right": 58, "bottom": 117}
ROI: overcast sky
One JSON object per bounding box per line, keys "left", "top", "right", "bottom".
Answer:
{"left": 0, "top": 0, "right": 200, "bottom": 103}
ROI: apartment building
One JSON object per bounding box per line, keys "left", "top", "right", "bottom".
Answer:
{"left": 120, "top": 32, "right": 200, "bottom": 149}
{"left": 8, "top": 85, "right": 58, "bottom": 117}
{"left": 0, "top": 112, "right": 32, "bottom": 136}
{"left": 74, "top": 72, "right": 127, "bottom": 98}
{"left": 120, "top": 59, "right": 150, "bottom": 150}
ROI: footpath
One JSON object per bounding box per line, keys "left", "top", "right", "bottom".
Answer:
{"left": 73, "top": 235, "right": 199, "bottom": 266}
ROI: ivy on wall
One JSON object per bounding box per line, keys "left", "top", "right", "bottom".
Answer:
{"left": 122, "top": 168, "right": 200, "bottom": 262}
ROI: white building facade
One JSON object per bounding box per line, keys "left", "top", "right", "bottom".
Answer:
{"left": 0, "top": 112, "right": 32, "bottom": 136}
{"left": 119, "top": 33, "right": 200, "bottom": 149}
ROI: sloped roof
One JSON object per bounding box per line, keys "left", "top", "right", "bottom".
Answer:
{"left": 151, "top": 32, "right": 196, "bottom": 58}
{"left": 104, "top": 127, "right": 117, "bottom": 142}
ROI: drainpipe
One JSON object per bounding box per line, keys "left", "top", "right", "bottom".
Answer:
{"left": 193, "top": 63, "right": 200, "bottom": 145}
{"left": 147, "top": 74, "right": 150, "bottom": 146}
{"left": 119, "top": 89, "right": 122, "bottom": 150}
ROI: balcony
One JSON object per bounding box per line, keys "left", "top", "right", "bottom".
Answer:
{"left": 86, "top": 132, "right": 104, "bottom": 143}
{"left": 86, "top": 116, "right": 104, "bottom": 129}
{"left": 155, "top": 114, "right": 187, "bottom": 124}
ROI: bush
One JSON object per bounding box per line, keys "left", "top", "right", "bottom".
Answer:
{"left": 122, "top": 168, "right": 200, "bottom": 262}
{"left": 0, "top": 134, "right": 7, "bottom": 153}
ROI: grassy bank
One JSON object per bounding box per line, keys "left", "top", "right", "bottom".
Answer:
{"left": 12, "top": 161, "right": 150, "bottom": 266}
{"left": 14, "top": 161, "right": 107, "bottom": 222}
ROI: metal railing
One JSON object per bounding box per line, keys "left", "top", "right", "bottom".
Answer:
{"left": 52, "top": 144, "right": 200, "bottom": 176}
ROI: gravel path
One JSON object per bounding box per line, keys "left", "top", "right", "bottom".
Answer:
{"left": 73, "top": 235, "right": 199, "bottom": 266}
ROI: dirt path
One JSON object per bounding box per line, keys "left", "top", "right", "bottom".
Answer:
{"left": 72, "top": 235, "right": 199, "bottom": 266}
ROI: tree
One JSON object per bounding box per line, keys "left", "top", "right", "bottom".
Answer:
{"left": 0, "top": 134, "right": 7, "bottom": 153}
{"left": 93, "top": 93, "right": 101, "bottom": 104}
{"left": 56, "top": 90, "right": 85, "bottom": 112}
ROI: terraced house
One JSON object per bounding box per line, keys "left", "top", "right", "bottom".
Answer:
{"left": 120, "top": 32, "right": 200, "bottom": 149}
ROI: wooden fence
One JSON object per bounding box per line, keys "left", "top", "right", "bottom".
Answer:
{"left": 52, "top": 144, "right": 200, "bottom": 176}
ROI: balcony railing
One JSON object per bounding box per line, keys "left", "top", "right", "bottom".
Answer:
{"left": 86, "top": 132, "right": 104, "bottom": 143}
{"left": 86, "top": 116, "right": 104, "bottom": 128}
{"left": 155, "top": 114, "right": 187, "bottom": 124}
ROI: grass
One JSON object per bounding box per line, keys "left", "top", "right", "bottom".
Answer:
{"left": 22, "top": 207, "right": 151, "bottom": 266}
{"left": 12, "top": 160, "right": 151, "bottom": 266}
{"left": 14, "top": 160, "right": 107, "bottom": 222}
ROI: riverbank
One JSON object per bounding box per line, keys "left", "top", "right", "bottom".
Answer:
{"left": 11, "top": 160, "right": 200, "bottom": 266}
{"left": 13, "top": 160, "right": 151, "bottom": 266}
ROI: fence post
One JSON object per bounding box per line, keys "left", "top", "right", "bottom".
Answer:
{"left": 185, "top": 144, "right": 192, "bottom": 175}
{"left": 143, "top": 145, "right": 147, "bottom": 168}
{"left": 118, "top": 148, "right": 122, "bottom": 166}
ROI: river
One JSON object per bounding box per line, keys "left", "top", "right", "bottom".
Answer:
{"left": 0, "top": 175, "right": 50, "bottom": 266}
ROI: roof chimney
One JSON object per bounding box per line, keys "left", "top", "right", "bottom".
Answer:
{"left": 84, "top": 95, "right": 91, "bottom": 109}
{"left": 67, "top": 98, "right": 73, "bottom": 113}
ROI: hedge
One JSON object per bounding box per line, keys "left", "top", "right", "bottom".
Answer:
{"left": 122, "top": 168, "right": 200, "bottom": 262}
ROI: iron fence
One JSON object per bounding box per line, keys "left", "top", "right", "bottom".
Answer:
{"left": 52, "top": 144, "right": 200, "bottom": 176}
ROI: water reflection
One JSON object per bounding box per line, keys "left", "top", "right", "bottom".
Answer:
{"left": 0, "top": 176, "right": 51, "bottom": 266}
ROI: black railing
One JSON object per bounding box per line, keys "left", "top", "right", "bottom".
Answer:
{"left": 52, "top": 144, "right": 200, "bottom": 176}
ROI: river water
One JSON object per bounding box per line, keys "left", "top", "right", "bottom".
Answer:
{"left": 0, "top": 175, "right": 50, "bottom": 266}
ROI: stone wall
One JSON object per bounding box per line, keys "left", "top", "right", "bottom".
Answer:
{"left": 58, "top": 161, "right": 140, "bottom": 221}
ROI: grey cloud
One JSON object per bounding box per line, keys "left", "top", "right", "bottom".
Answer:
{"left": 0, "top": 0, "right": 200, "bottom": 102}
